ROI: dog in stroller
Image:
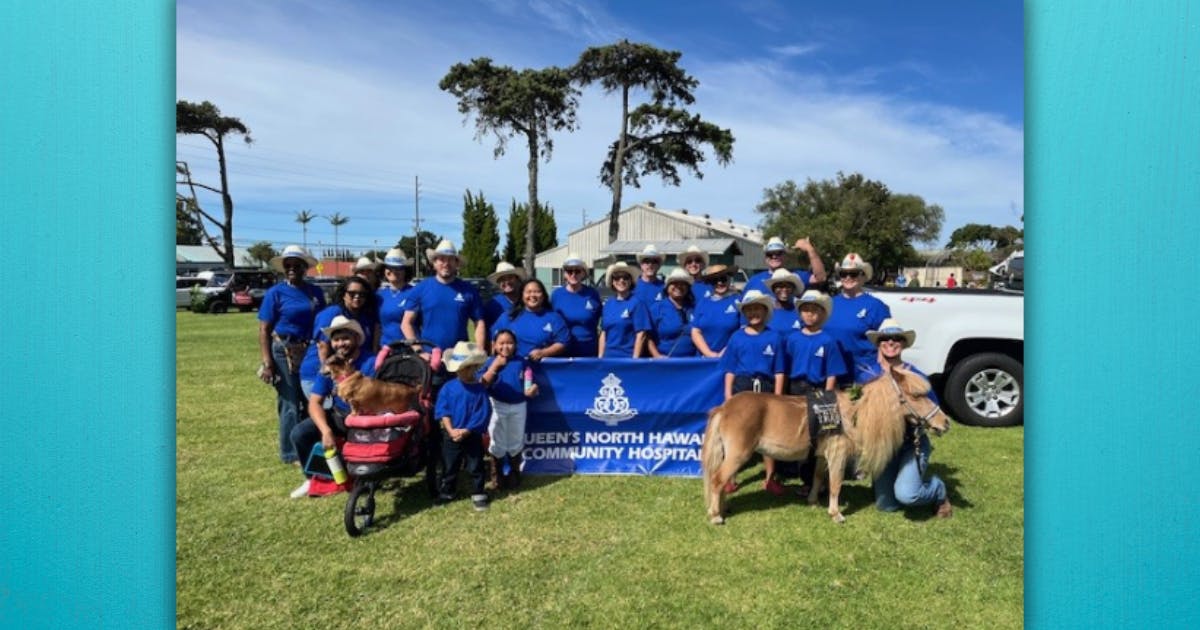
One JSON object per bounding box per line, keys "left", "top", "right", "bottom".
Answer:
{"left": 337, "top": 340, "right": 442, "bottom": 537}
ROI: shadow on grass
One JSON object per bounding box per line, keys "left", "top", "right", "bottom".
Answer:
{"left": 895, "top": 461, "right": 973, "bottom": 522}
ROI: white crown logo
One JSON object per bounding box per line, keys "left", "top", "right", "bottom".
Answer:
{"left": 585, "top": 373, "right": 639, "bottom": 426}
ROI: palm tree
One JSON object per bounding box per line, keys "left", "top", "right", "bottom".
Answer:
{"left": 295, "top": 209, "right": 316, "bottom": 249}
{"left": 327, "top": 212, "right": 350, "bottom": 262}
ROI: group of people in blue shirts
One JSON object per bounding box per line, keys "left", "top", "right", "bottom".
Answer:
{"left": 256, "top": 236, "right": 952, "bottom": 517}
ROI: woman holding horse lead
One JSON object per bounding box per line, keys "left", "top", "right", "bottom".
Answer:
{"left": 860, "top": 318, "right": 953, "bottom": 518}
{"left": 647, "top": 268, "right": 698, "bottom": 358}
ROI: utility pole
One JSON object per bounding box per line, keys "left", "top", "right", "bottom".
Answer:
{"left": 582, "top": 208, "right": 587, "bottom": 228}
{"left": 413, "top": 175, "right": 422, "bottom": 279}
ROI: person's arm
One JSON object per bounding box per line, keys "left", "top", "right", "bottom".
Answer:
{"left": 795, "top": 237, "right": 826, "bottom": 284}
{"left": 824, "top": 375, "right": 837, "bottom": 391}
{"left": 597, "top": 331, "right": 606, "bottom": 358}
{"left": 692, "top": 326, "right": 718, "bottom": 358}
{"left": 530, "top": 342, "right": 565, "bottom": 361}
{"left": 258, "top": 321, "right": 275, "bottom": 384}
{"left": 774, "top": 373, "right": 785, "bottom": 395}
{"left": 401, "top": 310, "right": 419, "bottom": 342}
{"left": 307, "top": 394, "right": 336, "bottom": 450}
{"left": 724, "top": 373, "right": 735, "bottom": 401}
{"left": 632, "top": 331, "right": 647, "bottom": 358}
{"left": 646, "top": 337, "right": 663, "bottom": 359}
{"left": 473, "top": 318, "right": 487, "bottom": 349}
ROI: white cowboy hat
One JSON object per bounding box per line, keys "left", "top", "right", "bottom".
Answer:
{"left": 835, "top": 252, "right": 873, "bottom": 280}
{"left": 796, "top": 290, "right": 833, "bottom": 329}
{"left": 764, "top": 236, "right": 788, "bottom": 254}
{"left": 680, "top": 245, "right": 709, "bottom": 268}
{"left": 636, "top": 244, "right": 663, "bottom": 264}
{"left": 321, "top": 314, "right": 365, "bottom": 344}
{"left": 269, "top": 245, "right": 318, "bottom": 272}
{"left": 736, "top": 289, "right": 774, "bottom": 322}
{"left": 605, "top": 261, "right": 636, "bottom": 289}
{"left": 487, "top": 261, "right": 527, "bottom": 286}
{"left": 764, "top": 268, "right": 803, "bottom": 293}
{"left": 700, "top": 263, "right": 740, "bottom": 282}
{"left": 664, "top": 267, "right": 694, "bottom": 287}
{"left": 354, "top": 256, "right": 377, "bottom": 272}
{"left": 444, "top": 341, "right": 488, "bottom": 372}
{"left": 866, "top": 317, "right": 917, "bottom": 348}
{"left": 425, "top": 239, "right": 462, "bottom": 264}
{"left": 561, "top": 252, "right": 587, "bottom": 270}
{"left": 382, "top": 247, "right": 409, "bottom": 268}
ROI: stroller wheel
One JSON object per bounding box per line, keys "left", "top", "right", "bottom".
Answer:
{"left": 344, "top": 483, "right": 376, "bottom": 537}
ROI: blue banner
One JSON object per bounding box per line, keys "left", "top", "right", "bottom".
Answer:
{"left": 524, "top": 358, "right": 723, "bottom": 477}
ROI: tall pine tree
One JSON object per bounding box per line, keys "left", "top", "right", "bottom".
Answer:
{"left": 502, "top": 200, "right": 558, "bottom": 266}
{"left": 460, "top": 190, "right": 500, "bottom": 277}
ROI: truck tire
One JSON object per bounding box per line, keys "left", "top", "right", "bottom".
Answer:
{"left": 208, "top": 301, "right": 229, "bottom": 314}
{"left": 944, "top": 352, "right": 1023, "bottom": 427}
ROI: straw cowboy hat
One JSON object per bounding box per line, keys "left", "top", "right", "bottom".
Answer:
{"left": 425, "top": 239, "right": 463, "bottom": 264}
{"left": 354, "top": 256, "right": 377, "bottom": 272}
{"left": 796, "top": 290, "right": 833, "bottom": 329}
{"left": 764, "top": 268, "right": 804, "bottom": 293}
{"left": 680, "top": 245, "right": 709, "bottom": 267}
{"left": 835, "top": 252, "right": 873, "bottom": 280}
{"left": 763, "top": 236, "right": 788, "bottom": 254}
{"left": 561, "top": 252, "right": 587, "bottom": 270}
{"left": 736, "top": 289, "right": 774, "bottom": 322}
{"left": 665, "top": 267, "right": 694, "bottom": 287}
{"left": 636, "top": 244, "right": 664, "bottom": 264}
{"left": 700, "top": 263, "right": 739, "bottom": 280}
{"left": 605, "top": 261, "right": 636, "bottom": 288}
{"left": 866, "top": 317, "right": 917, "bottom": 348}
{"left": 487, "top": 261, "right": 527, "bottom": 286}
{"left": 269, "top": 245, "right": 318, "bottom": 272}
{"left": 444, "top": 341, "right": 488, "bottom": 372}
{"left": 382, "top": 247, "right": 409, "bottom": 269}
{"left": 321, "top": 314, "right": 365, "bottom": 344}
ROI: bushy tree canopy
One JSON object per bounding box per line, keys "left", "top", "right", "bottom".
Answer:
{"left": 460, "top": 190, "right": 501, "bottom": 277}
{"left": 176, "top": 100, "right": 252, "bottom": 267}
{"left": 502, "top": 200, "right": 557, "bottom": 267}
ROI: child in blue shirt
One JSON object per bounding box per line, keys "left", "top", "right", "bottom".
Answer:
{"left": 785, "top": 290, "right": 848, "bottom": 496}
{"left": 434, "top": 342, "right": 493, "bottom": 511}
{"left": 478, "top": 329, "right": 538, "bottom": 491}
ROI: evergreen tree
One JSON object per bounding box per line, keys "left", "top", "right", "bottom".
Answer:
{"left": 502, "top": 200, "right": 558, "bottom": 266}
{"left": 460, "top": 190, "right": 501, "bottom": 277}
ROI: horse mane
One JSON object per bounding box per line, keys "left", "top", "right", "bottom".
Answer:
{"left": 852, "top": 366, "right": 924, "bottom": 479}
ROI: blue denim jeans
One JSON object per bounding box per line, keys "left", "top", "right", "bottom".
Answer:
{"left": 873, "top": 432, "right": 946, "bottom": 511}
{"left": 271, "top": 340, "right": 305, "bottom": 463}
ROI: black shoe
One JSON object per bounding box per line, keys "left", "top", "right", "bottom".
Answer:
{"left": 471, "top": 493, "right": 490, "bottom": 511}
{"left": 435, "top": 493, "right": 454, "bottom": 506}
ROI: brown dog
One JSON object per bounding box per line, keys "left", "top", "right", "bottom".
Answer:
{"left": 326, "top": 356, "right": 419, "bottom": 416}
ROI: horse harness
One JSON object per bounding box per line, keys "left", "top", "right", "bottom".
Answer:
{"left": 886, "top": 373, "right": 942, "bottom": 475}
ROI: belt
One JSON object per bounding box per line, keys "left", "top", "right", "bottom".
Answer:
{"left": 733, "top": 375, "right": 770, "bottom": 393}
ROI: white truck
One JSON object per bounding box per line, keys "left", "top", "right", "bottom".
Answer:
{"left": 868, "top": 286, "right": 1024, "bottom": 427}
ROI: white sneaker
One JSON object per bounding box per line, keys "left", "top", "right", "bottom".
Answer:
{"left": 289, "top": 480, "right": 311, "bottom": 499}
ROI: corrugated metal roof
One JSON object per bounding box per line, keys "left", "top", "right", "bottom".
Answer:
{"left": 599, "top": 239, "right": 741, "bottom": 255}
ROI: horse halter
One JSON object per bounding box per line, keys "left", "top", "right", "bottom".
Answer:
{"left": 886, "top": 373, "right": 942, "bottom": 429}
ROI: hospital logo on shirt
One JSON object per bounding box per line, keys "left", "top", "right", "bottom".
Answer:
{"left": 585, "top": 301, "right": 595, "bottom": 311}
{"left": 724, "top": 304, "right": 736, "bottom": 314}
{"left": 815, "top": 346, "right": 825, "bottom": 357}
{"left": 621, "top": 308, "right": 630, "bottom": 319}
{"left": 762, "top": 345, "right": 775, "bottom": 357}
{"left": 655, "top": 293, "right": 662, "bottom": 301}
{"left": 857, "top": 308, "right": 867, "bottom": 318}
{"left": 792, "top": 320, "right": 801, "bottom": 329}
{"left": 543, "top": 323, "right": 553, "bottom": 332}
{"left": 455, "top": 293, "right": 465, "bottom": 302}
{"left": 399, "top": 299, "right": 407, "bottom": 307}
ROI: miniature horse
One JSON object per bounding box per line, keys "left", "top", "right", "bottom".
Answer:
{"left": 701, "top": 366, "right": 950, "bottom": 524}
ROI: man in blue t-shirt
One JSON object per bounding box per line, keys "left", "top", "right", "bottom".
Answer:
{"left": 401, "top": 239, "right": 486, "bottom": 359}
{"left": 744, "top": 236, "right": 827, "bottom": 295}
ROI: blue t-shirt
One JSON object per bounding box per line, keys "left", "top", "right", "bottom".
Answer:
{"left": 691, "top": 280, "right": 714, "bottom": 300}
{"left": 719, "top": 328, "right": 785, "bottom": 379}
{"left": 403, "top": 277, "right": 484, "bottom": 350}
{"left": 649, "top": 299, "right": 697, "bottom": 357}
{"left": 492, "top": 308, "right": 570, "bottom": 359}
{"left": 434, "top": 378, "right": 492, "bottom": 433}
{"left": 310, "top": 351, "right": 377, "bottom": 412}
{"left": 480, "top": 355, "right": 527, "bottom": 405}
{"left": 825, "top": 292, "right": 891, "bottom": 381}
{"left": 600, "top": 295, "right": 652, "bottom": 358}
{"left": 765, "top": 302, "right": 803, "bottom": 339}
{"left": 299, "top": 304, "right": 376, "bottom": 380}
{"left": 258, "top": 282, "right": 327, "bottom": 339}
{"left": 744, "top": 268, "right": 815, "bottom": 296}
{"left": 692, "top": 293, "right": 742, "bottom": 353}
{"left": 633, "top": 276, "right": 665, "bottom": 306}
{"left": 376, "top": 283, "right": 412, "bottom": 346}
{"left": 550, "top": 285, "right": 602, "bottom": 357}
{"left": 786, "top": 329, "right": 848, "bottom": 385}
{"left": 482, "top": 293, "right": 515, "bottom": 333}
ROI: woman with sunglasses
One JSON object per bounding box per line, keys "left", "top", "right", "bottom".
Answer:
{"left": 491, "top": 278, "right": 569, "bottom": 361}
{"left": 299, "top": 276, "right": 378, "bottom": 405}
{"left": 823, "top": 253, "right": 891, "bottom": 385}
{"left": 690, "top": 264, "right": 742, "bottom": 357}
{"left": 483, "top": 261, "right": 526, "bottom": 334}
{"left": 550, "top": 253, "right": 602, "bottom": 357}
{"left": 647, "top": 268, "right": 698, "bottom": 358}
{"left": 859, "top": 318, "right": 953, "bottom": 518}
{"left": 679, "top": 245, "right": 714, "bottom": 300}
{"left": 744, "top": 236, "right": 827, "bottom": 295}
{"left": 763, "top": 269, "right": 805, "bottom": 337}
{"left": 633, "top": 244, "right": 666, "bottom": 305}
{"left": 598, "top": 262, "right": 652, "bottom": 358}
{"left": 376, "top": 248, "right": 413, "bottom": 348}
{"left": 258, "top": 245, "right": 326, "bottom": 465}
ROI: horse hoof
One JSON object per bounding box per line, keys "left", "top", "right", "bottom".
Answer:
{"left": 831, "top": 513, "right": 845, "bottom": 524}
{"left": 710, "top": 515, "right": 725, "bottom": 525}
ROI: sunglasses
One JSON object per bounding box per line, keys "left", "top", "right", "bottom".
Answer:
{"left": 641, "top": 259, "right": 661, "bottom": 265}
{"left": 877, "top": 336, "right": 905, "bottom": 344}
{"left": 563, "top": 268, "right": 585, "bottom": 275}
{"left": 612, "top": 275, "right": 632, "bottom": 283}
{"left": 838, "top": 271, "right": 862, "bottom": 278}
{"left": 711, "top": 276, "right": 730, "bottom": 283}
{"left": 684, "top": 258, "right": 704, "bottom": 265}
{"left": 765, "top": 251, "right": 785, "bottom": 258}
{"left": 346, "top": 290, "right": 369, "bottom": 298}
{"left": 283, "top": 263, "right": 306, "bottom": 271}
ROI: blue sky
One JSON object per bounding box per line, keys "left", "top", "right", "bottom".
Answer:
{"left": 176, "top": 0, "right": 1023, "bottom": 257}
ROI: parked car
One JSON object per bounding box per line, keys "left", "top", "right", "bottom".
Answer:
{"left": 176, "top": 276, "right": 208, "bottom": 309}
{"left": 193, "top": 269, "right": 278, "bottom": 313}
{"left": 461, "top": 277, "right": 497, "bottom": 303}
{"left": 308, "top": 276, "right": 343, "bottom": 304}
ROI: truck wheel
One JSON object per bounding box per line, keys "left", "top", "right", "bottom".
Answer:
{"left": 208, "top": 301, "right": 229, "bottom": 314}
{"left": 944, "top": 352, "right": 1023, "bottom": 427}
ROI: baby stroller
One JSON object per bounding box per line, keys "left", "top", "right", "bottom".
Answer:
{"left": 341, "top": 340, "right": 441, "bottom": 537}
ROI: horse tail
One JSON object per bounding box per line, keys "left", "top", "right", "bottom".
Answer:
{"left": 701, "top": 405, "right": 725, "bottom": 510}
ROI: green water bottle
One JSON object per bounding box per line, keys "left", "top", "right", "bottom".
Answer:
{"left": 324, "top": 447, "right": 348, "bottom": 484}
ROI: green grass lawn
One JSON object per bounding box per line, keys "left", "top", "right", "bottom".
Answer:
{"left": 177, "top": 311, "right": 1023, "bottom": 629}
